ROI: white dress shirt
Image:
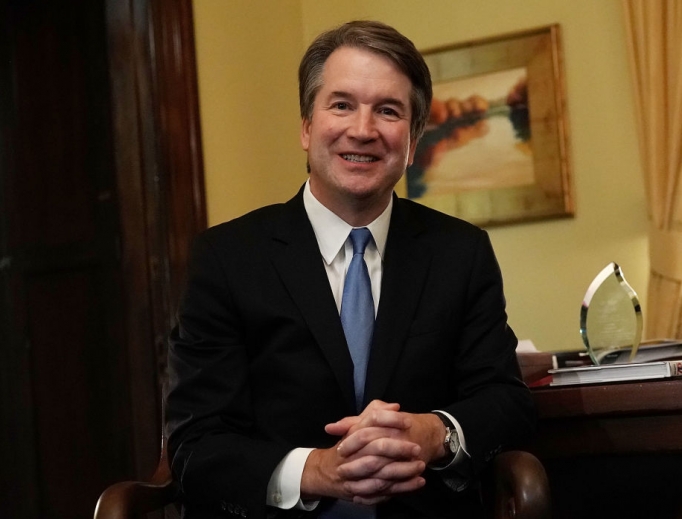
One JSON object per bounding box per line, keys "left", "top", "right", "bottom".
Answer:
{"left": 265, "top": 182, "right": 469, "bottom": 509}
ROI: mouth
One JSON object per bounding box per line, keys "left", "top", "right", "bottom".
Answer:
{"left": 340, "top": 153, "right": 379, "bottom": 163}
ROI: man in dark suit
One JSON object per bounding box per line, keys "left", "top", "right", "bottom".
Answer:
{"left": 165, "top": 20, "right": 535, "bottom": 519}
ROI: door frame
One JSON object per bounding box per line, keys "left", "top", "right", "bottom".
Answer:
{"left": 105, "top": 0, "right": 206, "bottom": 476}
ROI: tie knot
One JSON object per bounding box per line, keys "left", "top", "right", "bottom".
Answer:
{"left": 349, "top": 228, "right": 372, "bottom": 255}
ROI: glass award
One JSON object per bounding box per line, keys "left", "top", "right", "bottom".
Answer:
{"left": 580, "top": 262, "right": 643, "bottom": 365}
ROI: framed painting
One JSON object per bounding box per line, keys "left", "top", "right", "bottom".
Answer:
{"left": 406, "top": 25, "right": 573, "bottom": 227}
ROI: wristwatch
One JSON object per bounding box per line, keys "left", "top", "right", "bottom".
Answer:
{"left": 433, "top": 412, "right": 460, "bottom": 466}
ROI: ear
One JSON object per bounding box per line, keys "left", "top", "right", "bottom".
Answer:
{"left": 300, "top": 118, "right": 311, "bottom": 151}
{"left": 406, "top": 138, "right": 418, "bottom": 167}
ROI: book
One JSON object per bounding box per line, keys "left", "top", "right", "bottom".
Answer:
{"left": 548, "top": 339, "right": 682, "bottom": 369}
{"left": 549, "top": 359, "right": 682, "bottom": 386}
{"left": 600, "top": 339, "right": 682, "bottom": 364}
{"left": 550, "top": 349, "right": 592, "bottom": 369}
{"left": 516, "top": 339, "right": 682, "bottom": 387}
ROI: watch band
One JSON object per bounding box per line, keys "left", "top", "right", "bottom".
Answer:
{"left": 431, "top": 412, "right": 460, "bottom": 468}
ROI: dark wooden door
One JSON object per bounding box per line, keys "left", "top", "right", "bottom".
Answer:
{"left": 0, "top": 2, "right": 133, "bottom": 517}
{"left": 0, "top": 1, "right": 205, "bottom": 517}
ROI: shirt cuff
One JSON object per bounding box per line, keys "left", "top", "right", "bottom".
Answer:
{"left": 266, "top": 447, "right": 319, "bottom": 511}
{"left": 429, "top": 410, "right": 470, "bottom": 471}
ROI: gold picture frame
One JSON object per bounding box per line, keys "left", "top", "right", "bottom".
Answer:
{"left": 406, "top": 24, "right": 573, "bottom": 227}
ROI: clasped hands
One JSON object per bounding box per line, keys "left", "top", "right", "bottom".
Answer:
{"left": 301, "top": 400, "right": 446, "bottom": 505}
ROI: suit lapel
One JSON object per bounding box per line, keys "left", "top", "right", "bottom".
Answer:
{"left": 267, "top": 190, "right": 433, "bottom": 413}
{"left": 268, "top": 189, "right": 357, "bottom": 413}
{"left": 364, "top": 198, "right": 433, "bottom": 405}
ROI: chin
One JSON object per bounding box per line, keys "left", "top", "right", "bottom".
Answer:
{"left": 343, "top": 184, "right": 392, "bottom": 205}
{"left": 337, "top": 177, "right": 380, "bottom": 196}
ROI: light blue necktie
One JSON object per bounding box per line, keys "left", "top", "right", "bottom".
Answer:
{"left": 340, "top": 228, "right": 375, "bottom": 413}
{"left": 323, "top": 229, "right": 376, "bottom": 519}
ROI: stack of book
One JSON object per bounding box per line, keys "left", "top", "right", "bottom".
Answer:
{"left": 517, "top": 339, "right": 682, "bottom": 387}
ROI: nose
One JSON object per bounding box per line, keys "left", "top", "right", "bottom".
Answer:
{"left": 347, "top": 107, "right": 378, "bottom": 141}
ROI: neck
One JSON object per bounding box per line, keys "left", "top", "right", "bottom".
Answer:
{"left": 325, "top": 193, "right": 390, "bottom": 227}
{"left": 308, "top": 180, "right": 392, "bottom": 227}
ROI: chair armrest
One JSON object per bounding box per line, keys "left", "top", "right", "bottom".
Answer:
{"left": 484, "top": 450, "right": 551, "bottom": 519}
{"left": 93, "top": 478, "right": 178, "bottom": 519}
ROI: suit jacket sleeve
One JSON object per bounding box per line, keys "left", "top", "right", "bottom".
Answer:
{"left": 439, "top": 230, "right": 535, "bottom": 474}
{"left": 165, "top": 229, "right": 291, "bottom": 519}
{"left": 368, "top": 199, "right": 535, "bottom": 479}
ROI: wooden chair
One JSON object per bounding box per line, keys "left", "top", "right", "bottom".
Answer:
{"left": 94, "top": 435, "right": 178, "bottom": 519}
{"left": 482, "top": 450, "right": 551, "bottom": 519}
{"left": 94, "top": 443, "right": 550, "bottom": 519}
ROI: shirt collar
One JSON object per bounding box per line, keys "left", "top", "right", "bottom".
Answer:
{"left": 303, "top": 180, "right": 392, "bottom": 265}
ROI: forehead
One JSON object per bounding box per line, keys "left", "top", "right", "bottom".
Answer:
{"left": 318, "top": 46, "right": 413, "bottom": 100}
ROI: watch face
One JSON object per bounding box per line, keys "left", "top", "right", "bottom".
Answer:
{"left": 448, "top": 430, "right": 460, "bottom": 453}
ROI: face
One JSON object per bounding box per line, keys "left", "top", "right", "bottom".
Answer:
{"left": 301, "top": 46, "right": 418, "bottom": 222}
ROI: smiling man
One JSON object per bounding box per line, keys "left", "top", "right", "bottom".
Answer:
{"left": 165, "top": 21, "right": 535, "bottom": 519}
{"left": 301, "top": 45, "right": 417, "bottom": 227}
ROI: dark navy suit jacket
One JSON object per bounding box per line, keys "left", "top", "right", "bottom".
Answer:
{"left": 165, "top": 187, "right": 535, "bottom": 519}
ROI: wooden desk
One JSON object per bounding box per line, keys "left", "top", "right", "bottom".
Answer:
{"left": 532, "top": 378, "right": 682, "bottom": 456}
{"left": 529, "top": 378, "right": 682, "bottom": 519}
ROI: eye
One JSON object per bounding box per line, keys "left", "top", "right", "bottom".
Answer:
{"left": 332, "top": 101, "right": 350, "bottom": 110}
{"left": 379, "top": 107, "right": 400, "bottom": 118}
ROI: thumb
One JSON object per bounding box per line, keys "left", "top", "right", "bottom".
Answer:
{"left": 324, "top": 415, "right": 360, "bottom": 437}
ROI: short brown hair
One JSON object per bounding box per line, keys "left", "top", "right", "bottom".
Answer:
{"left": 298, "top": 20, "right": 432, "bottom": 142}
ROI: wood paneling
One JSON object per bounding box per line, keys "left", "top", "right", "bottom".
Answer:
{"left": 0, "top": 0, "right": 205, "bottom": 517}
{"left": 530, "top": 379, "right": 682, "bottom": 519}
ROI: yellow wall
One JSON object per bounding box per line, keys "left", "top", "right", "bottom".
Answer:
{"left": 193, "top": 0, "right": 649, "bottom": 352}
{"left": 192, "top": 0, "right": 307, "bottom": 222}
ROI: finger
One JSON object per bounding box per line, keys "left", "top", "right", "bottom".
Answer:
{"left": 338, "top": 452, "right": 423, "bottom": 481}
{"left": 345, "top": 476, "right": 392, "bottom": 497}
{"left": 325, "top": 401, "right": 399, "bottom": 437}
{"left": 370, "top": 459, "right": 426, "bottom": 481}
{"left": 325, "top": 415, "right": 360, "bottom": 437}
{"left": 351, "top": 477, "right": 426, "bottom": 504}
{"left": 339, "top": 426, "right": 400, "bottom": 455}
{"left": 345, "top": 472, "right": 426, "bottom": 498}
{"left": 348, "top": 408, "right": 410, "bottom": 436}
{"left": 339, "top": 430, "right": 420, "bottom": 459}
{"left": 338, "top": 455, "right": 394, "bottom": 480}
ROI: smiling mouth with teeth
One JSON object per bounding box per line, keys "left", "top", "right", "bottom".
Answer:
{"left": 341, "top": 154, "right": 378, "bottom": 163}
